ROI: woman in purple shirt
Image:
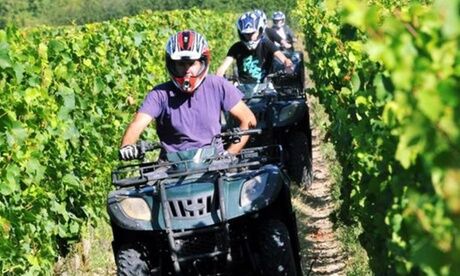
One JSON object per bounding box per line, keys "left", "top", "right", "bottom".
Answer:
{"left": 119, "top": 30, "right": 256, "bottom": 160}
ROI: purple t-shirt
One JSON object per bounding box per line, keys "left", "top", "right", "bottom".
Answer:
{"left": 139, "top": 75, "right": 243, "bottom": 152}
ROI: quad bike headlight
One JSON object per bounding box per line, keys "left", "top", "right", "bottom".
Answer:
{"left": 119, "top": 197, "right": 151, "bottom": 221}
{"left": 240, "top": 173, "right": 268, "bottom": 207}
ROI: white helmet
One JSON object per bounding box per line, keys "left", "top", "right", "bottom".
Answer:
{"left": 165, "top": 30, "right": 211, "bottom": 93}
{"left": 254, "top": 9, "right": 267, "bottom": 31}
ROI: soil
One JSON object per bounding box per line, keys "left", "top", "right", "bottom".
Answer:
{"left": 292, "top": 120, "right": 347, "bottom": 275}
{"left": 292, "top": 38, "right": 347, "bottom": 274}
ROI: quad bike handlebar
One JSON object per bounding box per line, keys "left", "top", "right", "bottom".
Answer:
{"left": 216, "top": 128, "right": 262, "bottom": 138}
{"left": 213, "top": 128, "right": 262, "bottom": 145}
{"left": 265, "top": 69, "right": 297, "bottom": 80}
{"left": 132, "top": 128, "right": 262, "bottom": 157}
{"left": 135, "top": 140, "right": 161, "bottom": 156}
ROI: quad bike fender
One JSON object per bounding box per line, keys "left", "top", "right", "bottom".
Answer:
{"left": 269, "top": 99, "right": 308, "bottom": 128}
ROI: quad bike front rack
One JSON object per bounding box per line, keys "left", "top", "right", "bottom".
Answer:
{"left": 159, "top": 172, "right": 232, "bottom": 275}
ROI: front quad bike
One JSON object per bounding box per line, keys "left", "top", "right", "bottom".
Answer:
{"left": 108, "top": 129, "right": 303, "bottom": 275}
{"left": 223, "top": 61, "right": 313, "bottom": 188}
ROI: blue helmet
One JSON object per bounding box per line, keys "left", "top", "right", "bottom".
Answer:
{"left": 253, "top": 9, "right": 267, "bottom": 30}
{"left": 272, "top": 11, "right": 286, "bottom": 28}
{"left": 236, "top": 11, "right": 264, "bottom": 50}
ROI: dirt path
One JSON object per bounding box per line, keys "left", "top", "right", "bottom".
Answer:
{"left": 290, "top": 36, "right": 347, "bottom": 274}
{"left": 292, "top": 95, "right": 347, "bottom": 275}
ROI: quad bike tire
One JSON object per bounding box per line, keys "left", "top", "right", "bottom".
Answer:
{"left": 255, "top": 219, "right": 297, "bottom": 276}
{"left": 116, "top": 242, "right": 160, "bottom": 276}
{"left": 286, "top": 129, "right": 313, "bottom": 188}
{"left": 296, "top": 52, "right": 306, "bottom": 92}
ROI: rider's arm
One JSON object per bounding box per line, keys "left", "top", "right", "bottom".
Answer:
{"left": 226, "top": 101, "right": 257, "bottom": 154}
{"left": 121, "top": 112, "right": 154, "bottom": 146}
{"left": 265, "top": 28, "right": 283, "bottom": 44}
{"left": 280, "top": 39, "right": 292, "bottom": 49}
{"left": 216, "top": 56, "right": 234, "bottom": 77}
{"left": 274, "top": 50, "right": 293, "bottom": 70}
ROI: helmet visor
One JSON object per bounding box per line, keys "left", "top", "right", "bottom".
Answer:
{"left": 169, "top": 59, "right": 206, "bottom": 77}
{"left": 273, "top": 19, "right": 284, "bottom": 25}
{"left": 241, "top": 32, "right": 257, "bottom": 42}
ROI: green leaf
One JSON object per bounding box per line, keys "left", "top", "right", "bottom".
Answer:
{"left": 26, "top": 254, "right": 40, "bottom": 267}
{"left": 436, "top": 0, "right": 460, "bottom": 38}
{"left": 395, "top": 123, "right": 426, "bottom": 169}
{"left": 0, "top": 216, "right": 11, "bottom": 236}
{"left": 0, "top": 42, "right": 12, "bottom": 69}
{"left": 411, "top": 237, "right": 447, "bottom": 274}
{"left": 57, "top": 223, "right": 69, "bottom": 238}
{"left": 351, "top": 72, "right": 361, "bottom": 93}
{"left": 391, "top": 214, "right": 403, "bottom": 233}
{"left": 24, "top": 87, "right": 42, "bottom": 105}
{"left": 63, "top": 122, "right": 80, "bottom": 141}
{"left": 1, "top": 164, "right": 21, "bottom": 195}
{"left": 48, "top": 40, "right": 66, "bottom": 55}
{"left": 62, "top": 92, "right": 75, "bottom": 110}
{"left": 62, "top": 174, "right": 80, "bottom": 188}
{"left": 13, "top": 63, "right": 25, "bottom": 83}
{"left": 134, "top": 32, "right": 143, "bottom": 46}
{"left": 373, "top": 74, "right": 385, "bottom": 100}
{"left": 38, "top": 43, "right": 48, "bottom": 60}
{"left": 438, "top": 79, "right": 458, "bottom": 106}
{"left": 417, "top": 90, "right": 443, "bottom": 122}
{"left": 25, "top": 158, "right": 45, "bottom": 183}
{"left": 69, "top": 221, "right": 80, "bottom": 235}
{"left": 355, "top": 95, "right": 367, "bottom": 106}
{"left": 51, "top": 201, "right": 69, "bottom": 221}
{"left": 6, "top": 123, "right": 28, "bottom": 146}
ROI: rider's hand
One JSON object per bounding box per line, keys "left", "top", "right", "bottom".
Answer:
{"left": 219, "top": 150, "right": 239, "bottom": 163}
{"left": 219, "top": 150, "right": 232, "bottom": 157}
{"left": 284, "top": 59, "right": 294, "bottom": 74}
{"left": 281, "top": 40, "right": 292, "bottom": 49}
{"left": 119, "top": 144, "right": 139, "bottom": 160}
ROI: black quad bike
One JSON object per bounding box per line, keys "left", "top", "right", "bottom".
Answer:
{"left": 108, "top": 129, "right": 303, "bottom": 275}
{"left": 224, "top": 50, "right": 312, "bottom": 187}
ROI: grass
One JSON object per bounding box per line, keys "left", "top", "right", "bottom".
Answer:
{"left": 54, "top": 218, "right": 115, "bottom": 275}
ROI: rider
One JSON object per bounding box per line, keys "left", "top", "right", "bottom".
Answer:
{"left": 119, "top": 30, "right": 256, "bottom": 160}
{"left": 254, "top": 9, "right": 292, "bottom": 50}
{"left": 216, "top": 11, "right": 293, "bottom": 94}
{"left": 270, "top": 11, "right": 296, "bottom": 50}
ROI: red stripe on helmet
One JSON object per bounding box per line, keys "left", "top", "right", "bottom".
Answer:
{"left": 177, "top": 30, "right": 195, "bottom": 51}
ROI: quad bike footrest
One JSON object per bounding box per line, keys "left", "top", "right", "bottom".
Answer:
{"left": 177, "top": 250, "right": 228, "bottom": 263}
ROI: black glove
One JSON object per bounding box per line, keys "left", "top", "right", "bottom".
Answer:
{"left": 119, "top": 144, "right": 139, "bottom": 160}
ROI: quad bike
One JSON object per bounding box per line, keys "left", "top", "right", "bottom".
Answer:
{"left": 224, "top": 51, "right": 312, "bottom": 187}
{"left": 108, "top": 129, "right": 303, "bottom": 275}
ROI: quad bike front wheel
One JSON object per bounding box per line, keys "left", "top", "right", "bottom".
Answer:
{"left": 116, "top": 242, "right": 160, "bottom": 276}
{"left": 254, "top": 219, "right": 298, "bottom": 276}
